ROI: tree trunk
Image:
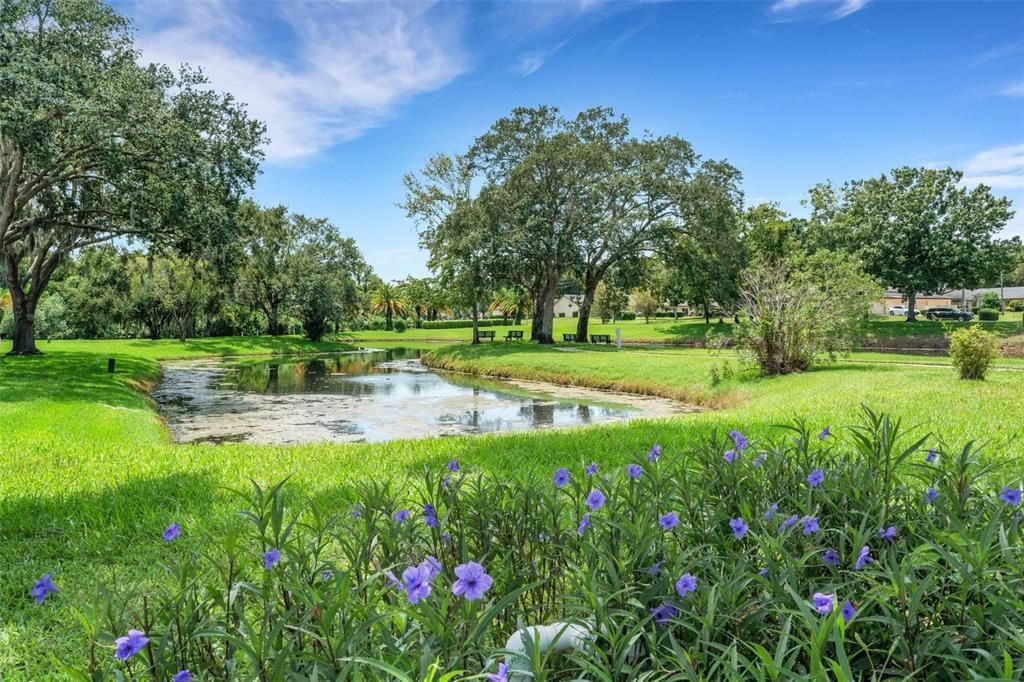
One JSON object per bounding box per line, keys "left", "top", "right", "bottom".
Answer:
{"left": 906, "top": 291, "right": 917, "bottom": 322}
{"left": 9, "top": 296, "right": 39, "bottom": 354}
{"left": 703, "top": 296, "right": 711, "bottom": 324}
{"left": 530, "top": 293, "right": 544, "bottom": 341}
{"left": 537, "top": 270, "right": 559, "bottom": 344}
{"left": 268, "top": 302, "right": 280, "bottom": 336}
{"left": 385, "top": 309, "right": 393, "bottom": 331}
{"left": 576, "top": 273, "right": 600, "bottom": 342}
{"left": 471, "top": 297, "right": 480, "bottom": 344}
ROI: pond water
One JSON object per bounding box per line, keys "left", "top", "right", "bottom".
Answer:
{"left": 152, "top": 349, "right": 686, "bottom": 444}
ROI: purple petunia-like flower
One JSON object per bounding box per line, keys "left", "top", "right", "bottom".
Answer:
{"left": 424, "top": 503, "right": 439, "bottom": 528}
{"left": 925, "top": 449, "right": 937, "bottom": 463}
{"left": 753, "top": 452, "right": 767, "bottom": 467}
{"left": 723, "top": 449, "right": 737, "bottom": 464}
{"left": 812, "top": 592, "right": 835, "bottom": 615}
{"left": 553, "top": 468, "right": 571, "bottom": 487}
{"left": 729, "top": 517, "right": 748, "bottom": 540}
{"left": 823, "top": 549, "right": 840, "bottom": 567}
{"left": 650, "top": 601, "right": 678, "bottom": 625}
{"left": 879, "top": 526, "right": 897, "bottom": 543}
{"left": 485, "top": 662, "right": 509, "bottom": 682}
{"left": 447, "top": 459, "right": 460, "bottom": 472}
{"left": 729, "top": 430, "right": 749, "bottom": 452}
{"left": 855, "top": 545, "right": 872, "bottom": 570}
{"left": 675, "top": 573, "right": 697, "bottom": 597}
{"left": 163, "top": 523, "right": 181, "bottom": 543}
{"left": 585, "top": 463, "right": 599, "bottom": 476}
{"left": 442, "top": 474, "right": 453, "bottom": 489}
{"left": 648, "top": 444, "right": 662, "bottom": 462}
{"left": 441, "top": 531, "right": 452, "bottom": 545}
{"left": 402, "top": 563, "right": 433, "bottom": 604}
{"left": 173, "top": 671, "right": 192, "bottom": 682}
{"left": 802, "top": 516, "right": 820, "bottom": 535}
{"left": 113, "top": 629, "right": 149, "bottom": 660}
{"left": 780, "top": 514, "right": 799, "bottom": 532}
{"left": 647, "top": 560, "right": 664, "bottom": 577}
{"left": 659, "top": 511, "right": 679, "bottom": 531}
{"left": 819, "top": 426, "right": 831, "bottom": 440}
{"left": 577, "top": 513, "right": 592, "bottom": 536}
{"left": 385, "top": 569, "right": 400, "bottom": 588}
{"left": 627, "top": 463, "right": 643, "bottom": 479}
{"left": 264, "top": 548, "right": 281, "bottom": 570}
{"left": 31, "top": 573, "right": 59, "bottom": 604}
{"left": 586, "top": 489, "right": 606, "bottom": 511}
{"left": 924, "top": 487, "right": 939, "bottom": 504}
{"left": 394, "top": 509, "right": 410, "bottom": 523}
{"left": 807, "top": 469, "right": 825, "bottom": 488}
{"left": 452, "top": 561, "right": 493, "bottom": 601}
{"left": 1000, "top": 486, "right": 1022, "bottom": 506}
{"left": 841, "top": 600, "right": 856, "bottom": 624}
{"left": 424, "top": 555, "right": 442, "bottom": 580}
{"left": 351, "top": 503, "right": 363, "bottom": 519}
{"left": 764, "top": 503, "right": 778, "bottom": 521}
{"left": 758, "top": 567, "right": 770, "bottom": 578}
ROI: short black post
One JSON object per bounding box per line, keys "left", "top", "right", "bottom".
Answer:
{"left": 107, "top": 358, "right": 116, "bottom": 374}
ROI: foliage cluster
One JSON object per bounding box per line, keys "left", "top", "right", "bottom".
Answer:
{"left": 948, "top": 326, "right": 1000, "bottom": 380}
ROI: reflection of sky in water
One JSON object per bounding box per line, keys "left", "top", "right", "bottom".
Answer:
{"left": 153, "top": 349, "right": 652, "bottom": 445}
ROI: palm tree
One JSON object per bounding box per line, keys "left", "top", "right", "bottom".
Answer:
{"left": 489, "top": 286, "right": 531, "bottom": 325}
{"left": 370, "top": 282, "right": 408, "bottom": 331}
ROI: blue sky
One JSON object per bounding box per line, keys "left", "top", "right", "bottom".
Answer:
{"left": 123, "top": 0, "right": 1024, "bottom": 281}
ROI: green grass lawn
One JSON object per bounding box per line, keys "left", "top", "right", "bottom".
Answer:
{"left": 1, "top": 336, "right": 1022, "bottom": 677}
{"left": 344, "top": 313, "right": 1024, "bottom": 346}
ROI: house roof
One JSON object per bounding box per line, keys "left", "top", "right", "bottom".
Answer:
{"left": 942, "top": 286, "right": 1024, "bottom": 299}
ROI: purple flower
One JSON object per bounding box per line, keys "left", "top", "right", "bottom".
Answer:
{"left": 855, "top": 545, "right": 872, "bottom": 570}
{"left": 423, "top": 555, "right": 442, "bottom": 580}
{"left": 385, "top": 569, "right": 400, "bottom": 588}
{"left": 758, "top": 567, "right": 770, "bottom": 578}
{"left": 807, "top": 469, "right": 825, "bottom": 488}
{"left": 447, "top": 459, "right": 460, "bottom": 472}
{"left": 823, "top": 549, "right": 840, "bottom": 567}
{"left": 924, "top": 487, "right": 938, "bottom": 504}
{"left": 452, "top": 561, "right": 493, "bottom": 601}
{"left": 812, "top": 592, "right": 835, "bottom": 615}
{"left": 442, "top": 474, "right": 452, "bottom": 489}
{"left": 802, "top": 516, "right": 820, "bottom": 535}
{"left": 351, "top": 503, "right": 363, "bottom": 519}
{"left": 441, "top": 531, "right": 452, "bottom": 545}
{"left": 553, "top": 467, "right": 571, "bottom": 487}
{"left": 675, "top": 573, "right": 697, "bottom": 597}
{"left": 263, "top": 548, "right": 281, "bottom": 569}
{"left": 173, "top": 671, "right": 192, "bottom": 682}
{"left": 753, "top": 452, "right": 767, "bottom": 467}
{"left": 840, "top": 600, "right": 856, "bottom": 623}
{"left": 780, "top": 514, "right": 799, "bottom": 532}
{"left": 879, "top": 526, "right": 897, "bottom": 543}
{"left": 113, "top": 629, "right": 149, "bottom": 660}
{"left": 577, "top": 513, "right": 592, "bottom": 536}
{"left": 424, "top": 503, "right": 439, "bottom": 528}
{"left": 402, "top": 563, "right": 433, "bottom": 604}
{"left": 659, "top": 511, "right": 679, "bottom": 531}
{"left": 393, "top": 509, "right": 410, "bottom": 523}
{"left": 485, "top": 662, "right": 509, "bottom": 682}
{"left": 729, "top": 517, "right": 748, "bottom": 540}
{"left": 925, "top": 449, "right": 937, "bottom": 463}
{"left": 585, "top": 489, "right": 606, "bottom": 511}
{"left": 626, "top": 463, "right": 643, "bottom": 479}
{"left": 585, "top": 462, "right": 598, "bottom": 476}
{"left": 819, "top": 425, "right": 831, "bottom": 440}
{"left": 729, "top": 430, "right": 749, "bottom": 452}
{"left": 162, "top": 523, "right": 181, "bottom": 543}
{"left": 647, "top": 560, "right": 664, "bottom": 577}
{"left": 763, "top": 503, "right": 778, "bottom": 521}
{"left": 1000, "top": 486, "right": 1022, "bottom": 506}
{"left": 650, "top": 601, "right": 678, "bottom": 625}
{"left": 723, "top": 449, "right": 737, "bottom": 464}
{"left": 31, "top": 574, "right": 59, "bottom": 604}
{"left": 648, "top": 444, "right": 662, "bottom": 462}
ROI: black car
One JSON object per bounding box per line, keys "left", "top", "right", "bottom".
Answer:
{"left": 923, "top": 307, "right": 973, "bottom": 321}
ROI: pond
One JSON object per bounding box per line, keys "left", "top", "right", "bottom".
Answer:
{"left": 152, "top": 349, "right": 687, "bottom": 444}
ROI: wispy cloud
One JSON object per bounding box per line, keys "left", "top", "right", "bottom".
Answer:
{"left": 770, "top": 0, "right": 871, "bottom": 20}
{"left": 962, "top": 143, "right": 1024, "bottom": 190}
{"left": 998, "top": 80, "right": 1024, "bottom": 97}
{"left": 128, "top": 0, "right": 467, "bottom": 163}
{"left": 515, "top": 41, "right": 567, "bottom": 77}
{"left": 972, "top": 41, "right": 1024, "bottom": 66}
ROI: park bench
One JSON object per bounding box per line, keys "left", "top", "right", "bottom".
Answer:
{"left": 590, "top": 334, "right": 611, "bottom": 345}
{"left": 562, "top": 333, "right": 577, "bottom": 342}
{"left": 505, "top": 330, "right": 524, "bottom": 342}
{"left": 475, "top": 330, "right": 495, "bottom": 342}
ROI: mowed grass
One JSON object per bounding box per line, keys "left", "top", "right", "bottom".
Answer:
{"left": 344, "top": 313, "right": 1024, "bottom": 345}
{"left": 1, "top": 336, "right": 1023, "bottom": 676}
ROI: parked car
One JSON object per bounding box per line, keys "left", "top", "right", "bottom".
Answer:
{"left": 924, "top": 307, "right": 973, "bottom": 322}
{"left": 887, "top": 305, "right": 908, "bottom": 316}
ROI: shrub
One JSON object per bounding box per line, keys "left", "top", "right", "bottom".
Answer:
{"left": 977, "top": 308, "right": 1000, "bottom": 321}
{"left": 948, "top": 326, "right": 999, "bottom": 379}
{"left": 619, "top": 311, "right": 636, "bottom": 321}
{"left": 393, "top": 318, "right": 408, "bottom": 333}
{"left": 45, "top": 410, "right": 1024, "bottom": 680}
{"left": 977, "top": 292, "right": 1001, "bottom": 310}
{"left": 421, "top": 319, "right": 507, "bottom": 330}
{"left": 1009, "top": 300, "right": 1023, "bottom": 312}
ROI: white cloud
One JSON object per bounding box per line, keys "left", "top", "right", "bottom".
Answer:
{"left": 771, "top": 0, "right": 871, "bottom": 20}
{"left": 998, "top": 80, "right": 1024, "bottom": 97}
{"left": 515, "top": 41, "right": 567, "bottom": 77}
{"left": 962, "top": 143, "right": 1024, "bottom": 189}
{"left": 128, "top": 0, "right": 467, "bottom": 163}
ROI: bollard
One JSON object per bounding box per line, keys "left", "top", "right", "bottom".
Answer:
{"left": 615, "top": 328, "right": 622, "bottom": 349}
{"left": 107, "top": 358, "right": 116, "bottom": 373}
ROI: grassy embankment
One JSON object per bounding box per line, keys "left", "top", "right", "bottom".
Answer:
{"left": 1, "top": 335, "right": 1022, "bottom": 676}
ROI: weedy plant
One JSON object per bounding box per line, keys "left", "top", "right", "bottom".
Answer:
{"left": 37, "top": 409, "right": 1023, "bottom": 680}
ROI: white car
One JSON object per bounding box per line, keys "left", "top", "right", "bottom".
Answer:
{"left": 888, "top": 305, "right": 908, "bottom": 316}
